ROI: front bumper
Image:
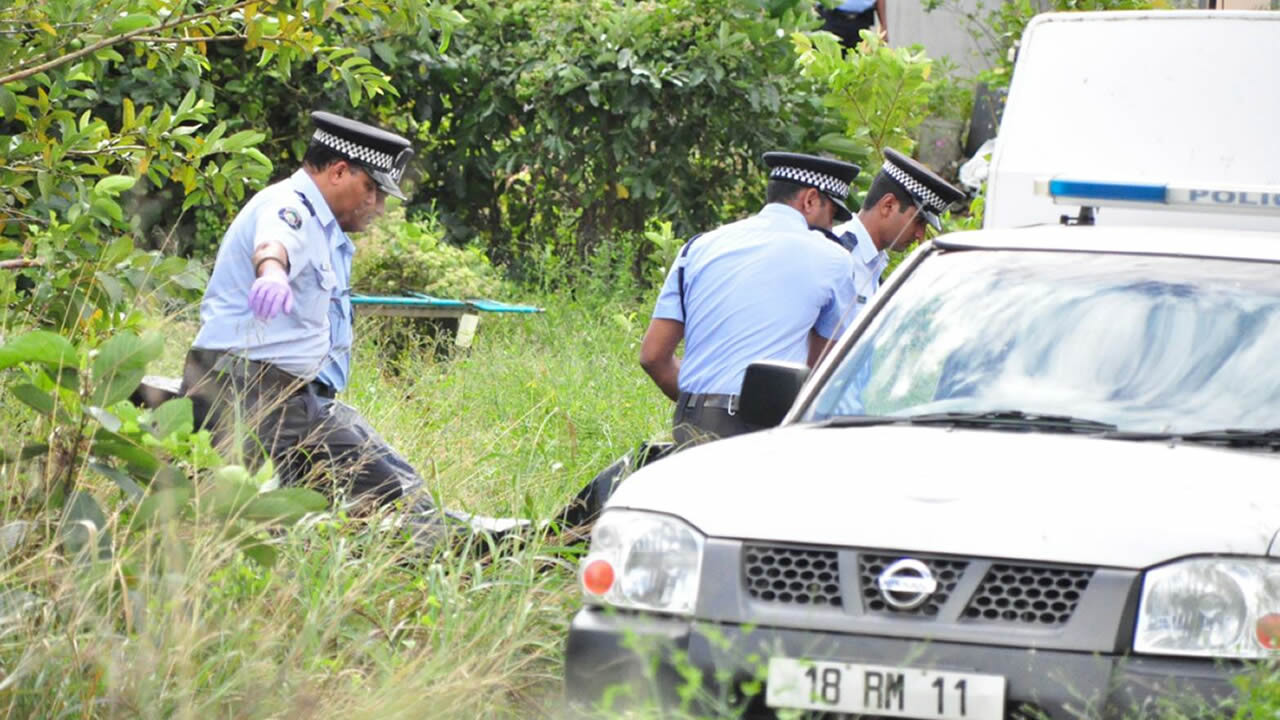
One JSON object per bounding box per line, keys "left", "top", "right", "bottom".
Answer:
{"left": 564, "top": 608, "right": 1241, "bottom": 719}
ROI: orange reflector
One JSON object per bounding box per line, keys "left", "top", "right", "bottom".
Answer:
{"left": 582, "top": 559, "right": 615, "bottom": 595}
{"left": 1256, "top": 613, "right": 1280, "bottom": 650}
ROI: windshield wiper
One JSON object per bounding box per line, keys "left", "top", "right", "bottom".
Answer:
{"left": 901, "top": 410, "right": 1117, "bottom": 432}
{"left": 816, "top": 410, "right": 1116, "bottom": 433}
{"left": 1176, "top": 428, "right": 1280, "bottom": 448}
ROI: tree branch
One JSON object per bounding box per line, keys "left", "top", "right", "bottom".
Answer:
{"left": 0, "top": 258, "right": 43, "bottom": 269}
{"left": 131, "top": 34, "right": 251, "bottom": 44}
{"left": 0, "top": 0, "right": 254, "bottom": 86}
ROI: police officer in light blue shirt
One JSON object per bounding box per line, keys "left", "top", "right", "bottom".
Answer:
{"left": 831, "top": 148, "right": 967, "bottom": 320}
{"left": 183, "top": 111, "right": 436, "bottom": 515}
{"left": 828, "top": 148, "right": 966, "bottom": 413}
{"left": 640, "top": 152, "right": 860, "bottom": 446}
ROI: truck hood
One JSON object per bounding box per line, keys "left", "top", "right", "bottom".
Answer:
{"left": 607, "top": 425, "right": 1280, "bottom": 568}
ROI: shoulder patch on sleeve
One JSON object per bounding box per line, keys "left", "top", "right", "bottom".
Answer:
{"left": 278, "top": 207, "right": 303, "bottom": 230}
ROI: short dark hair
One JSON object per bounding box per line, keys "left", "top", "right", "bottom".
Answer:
{"left": 302, "top": 141, "right": 348, "bottom": 172}
{"left": 864, "top": 172, "right": 916, "bottom": 214}
{"left": 766, "top": 178, "right": 809, "bottom": 205}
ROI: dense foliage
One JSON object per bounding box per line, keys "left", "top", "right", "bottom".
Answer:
{"left": 0, "top": 0, "right": 463, "bottom": 596}
{"left": 408, "top": 0, "right": 833, "bottom": 268}
{"left": 352, "top": 206, "right": 503, "bottom": 299}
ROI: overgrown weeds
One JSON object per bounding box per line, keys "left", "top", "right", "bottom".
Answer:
{"left": 0, "top": 283, "right": 669, "bottom": 717}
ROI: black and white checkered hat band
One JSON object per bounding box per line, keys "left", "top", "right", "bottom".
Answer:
{"left": 882, "top": 160, "right": 946, "bottom": 211}
{"left": 313, "top": 129, "right": 394, "bottom": 171}
{"left": 770, "top": 166, "right": 849, "bottom": 199}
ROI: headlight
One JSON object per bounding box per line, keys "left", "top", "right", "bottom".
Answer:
{"left": 1135, "top": 558, "right": 1280, "bottom": 659}
{"left": 578, "top": 510, "right": 705, "bottom": 616}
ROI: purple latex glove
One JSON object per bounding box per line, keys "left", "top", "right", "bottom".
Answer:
{"left": 248, "top": 266, "right": 294, "bottom": 321}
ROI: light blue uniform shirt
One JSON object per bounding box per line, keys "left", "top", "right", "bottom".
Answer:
{"left": 830, "top": 214, "right": 887, "bottom": 413}
{"left": 835, "top": 0, "right": 876, "bottom": 12}
{"left": 193, "top": 169, "right": 353, "bottom": 390}
{"left": 653, "top": 203, "right": 857, "bottom": 396}
{"left": 833, "top": 214, "right": 889, "bottom": 314}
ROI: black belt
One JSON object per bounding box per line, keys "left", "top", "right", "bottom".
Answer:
{"left": 195, "top": 348, "right": 336, "bottom": 400}
{"left": 681, "top": 392, "right": 739, "bottom": 413}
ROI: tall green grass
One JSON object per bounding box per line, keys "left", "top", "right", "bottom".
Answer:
{"left": 0, "top": 285, "right": 670, "bottom": 718}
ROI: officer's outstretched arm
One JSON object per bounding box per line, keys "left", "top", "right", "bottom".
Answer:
{"left": 640, "top": 318, "right": 684, "bottom": 402}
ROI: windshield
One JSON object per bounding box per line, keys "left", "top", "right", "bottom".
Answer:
{"left": 806, "top": 250, "right": 1280, "bottom": 434}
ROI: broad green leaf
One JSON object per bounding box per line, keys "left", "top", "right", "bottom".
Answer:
{"left": 91, "top": 197, "right": 124, "bottom": 224}
{"left": 90, "top": 461, "right": 144, "bottom": 500}
{"left": 100, "top": 235, "right": 134, "bottom": 265}
{"left": 90, "top": 331, "right": 163, "bottom": 407}
{"left": 94, "top": 271, "right": 124, "bottom": 306}
{"left": 0, "top": 87, "right": 16, "bottom": 119}
{"left": 10, "top": 383, "right": 56, "bottom": 416}
{"left": 220, "top": 130, "right": 264, "bottom": 153}
{"left": 92, "top": 429, "right": 161, "bottom": 478}
{"left": 133, "top": 486, "right": 193, "bottom": 525}
{"left": 60, "top": 491, "right": 110, "bottom": 558}
{"left": 149, "top": 397, "right": 193, "bottom": 440}
{"left": 0, "top": 330, "right": 80, "bottom": 373}
{"left": 242, "top": 488, "right": 328, "bottom": 524}
{"left": 93, "top": 175, "right": 137, "bottom": 197}
{"left": 208, "top": 469, "right": 260, "bottom": 517}
{"left": 239, "top": 537, "right": 277, "bottom": 567}
{"left": 50, "top": 365, "right": 79, "bottom": 392}
{"left": 110, "top": 14, "right": 157, "bottom": 34}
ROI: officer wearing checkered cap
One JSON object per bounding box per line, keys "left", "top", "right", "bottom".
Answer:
{"left": 640, "top": 152, "right": 859, "bottom": 447}
{"left": 832, "top": 148, "right": 967, "bottom": 310}
{"left": 827, "top": 148, "right": 966, "bottom": 416}
{"left": 181, "top": 111, "right": 500, "bottom": 546}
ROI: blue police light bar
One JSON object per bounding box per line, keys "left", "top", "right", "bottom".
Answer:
{"left": 1034, "top": 178, "right": 1280, "bottom": 215}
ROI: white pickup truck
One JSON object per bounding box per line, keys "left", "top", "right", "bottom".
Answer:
{"left": 564, "top": 10, "right": 1280, "bottom": 720}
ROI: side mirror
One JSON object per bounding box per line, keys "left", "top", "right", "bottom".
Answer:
{"left": 738, "top": 361, "right": 809, "bottom": 428}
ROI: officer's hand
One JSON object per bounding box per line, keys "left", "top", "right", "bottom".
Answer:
{"left": 248, "top": 266, "right": 294, "bottom": 321}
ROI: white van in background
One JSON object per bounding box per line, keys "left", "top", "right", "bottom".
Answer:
{"left": 985, "top": 10, "right": 1280, "bottom": 232}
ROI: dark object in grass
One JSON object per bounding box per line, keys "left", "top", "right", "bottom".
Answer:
{"left": 556, "top": 441, "right": 675, "bottom": 537}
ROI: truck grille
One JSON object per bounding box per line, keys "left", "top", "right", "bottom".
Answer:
{"left": 962, "top": 563, "right": 1093, "bottom": 625}
{"left": 858, "top": 553, "right": 969, "bottom": 617}
{"left": 741, "top": 544, "right": 1096, "bottom": 627}
{"left": 743, "top": 544, "right": 842, "bottom": 607}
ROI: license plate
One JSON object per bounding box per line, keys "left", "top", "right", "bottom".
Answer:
{"left": 766, "top": 657, "right": 1006, "bottom": 720}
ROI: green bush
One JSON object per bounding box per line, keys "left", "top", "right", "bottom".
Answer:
{"left": 408, "top": 0, "right": 830, "bottom": 275}
{"left": 352, "top": 206, "right": 505, "bottom": 300}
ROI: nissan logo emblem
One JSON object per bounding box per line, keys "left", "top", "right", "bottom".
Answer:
{"left": 877, "top": 558, "right": 939, "bottom": 610}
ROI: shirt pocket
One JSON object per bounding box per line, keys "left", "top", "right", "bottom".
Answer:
{"left": 297, "top": 258, "right": 337, "bottom": 328}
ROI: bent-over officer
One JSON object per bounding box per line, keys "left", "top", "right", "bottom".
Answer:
{"left": 639, "top": 153, "right": 860, "bottom": 447}
{"left": 827, "top": 148, "right": 966, "bottom": 415}
{"left": 183, "top": 111, "right": 514, "bottom": 542}
{"left": 832, "top": 148, "right": 966, "bottom": 315}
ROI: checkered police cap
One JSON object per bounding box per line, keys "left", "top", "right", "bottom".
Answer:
{"left": 762, "top": 151, "right": 860, "bottom": 222}
{"left": 881, "top": 159, "right": 947, "bottom": 212}
{"left": 310, "top": 111, "right": 413, "bottom": 200}
{"left": 313, "top": 129, "right": 396, "bottom": 172}
{"left": 769, "top": 166, "right": 850, "bottom": 201}
{"left": 879, "top": 148, "right": 966, "bottom": 215}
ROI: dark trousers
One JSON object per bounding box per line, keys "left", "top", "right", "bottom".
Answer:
{"left": 181, "top": 348, "right": 426, "bottom": 508}
{"left": 672, "top": 392, "right": 762, "bottom": 448}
